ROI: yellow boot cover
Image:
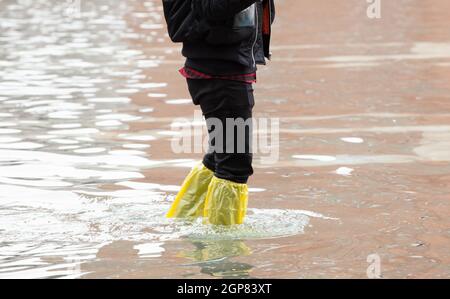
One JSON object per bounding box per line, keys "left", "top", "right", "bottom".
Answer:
{"left": 166, "top": 163, "right": 214, "bottom": 219}
{"left": 203, "top": 177, "right": 248, "bottom": 225}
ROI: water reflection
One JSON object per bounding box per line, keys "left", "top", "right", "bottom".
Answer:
{"left": 179, "top": 240, "right": 254, "bottom": 278}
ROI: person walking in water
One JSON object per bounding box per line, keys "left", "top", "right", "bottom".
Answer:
{"left": 164, "top": 0, "right": 275, "bottom": 225}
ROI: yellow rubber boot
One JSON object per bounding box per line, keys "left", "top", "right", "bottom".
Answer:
{"left": 203, "top": 176, "right": 249, "bottom": 225}
{"left": 166, "top": 162, "right": 214, "bottom": 219}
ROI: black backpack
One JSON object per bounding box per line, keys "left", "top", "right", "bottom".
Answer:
{"left": 162, "top": 0, "right": 204, "bottom": 43}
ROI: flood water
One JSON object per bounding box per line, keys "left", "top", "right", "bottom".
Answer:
{"left": 1, "top": 0, "right": 449, "bottom": 278}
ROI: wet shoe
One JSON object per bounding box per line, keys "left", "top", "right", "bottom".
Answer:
{"left": 166, "top": 162, "right": 214, "bottom": 219}
{"left": 203, "top": 176, "right": 248, "bottom": 225}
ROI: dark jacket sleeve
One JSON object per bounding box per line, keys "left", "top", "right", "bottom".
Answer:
{"left": 270, "top": 0, "right": 275, "bottom": 24}
{"left": 195, "top": 0, "right": 259, "bottom": 20}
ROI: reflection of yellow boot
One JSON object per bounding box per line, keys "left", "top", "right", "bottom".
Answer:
{"left": 178, "top": 240, "right": 251, "bottom": 262}
{"left": 177, "top": 240, "right": 253, "bottom": 278}
{"left": 203, "top": 177, "right": 248, "bottom": 225}
{"left": 166, "top": 163, "right": 214, "bottom": 219}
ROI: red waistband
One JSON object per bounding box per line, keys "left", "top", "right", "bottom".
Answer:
{"left": 179, "top": 67, "right": 257, "bottom": 84}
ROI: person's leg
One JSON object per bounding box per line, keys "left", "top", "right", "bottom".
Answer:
{"left": 166, "top": 161, "right": 214, "bottom": 218}
{"left": 213, "top": 110, "right": 253, "bottom": 184}
{"left": 199, "top": 80, "right": 255, "bottom": 225}
{"left": 167, "top": 78, "right": 255, "bottom": 224}
{"left": 166, "top": 79, "right": 217, "bottom": 219}
{"left": 198, "top": 80, "right": 254, "bottom": 182}
{"left": 202, "top": 152, "right": 216, "bottom": 172}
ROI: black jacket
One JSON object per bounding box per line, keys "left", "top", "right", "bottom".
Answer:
{"left": 182, "top": 0, "right": 275, "bottom": 75}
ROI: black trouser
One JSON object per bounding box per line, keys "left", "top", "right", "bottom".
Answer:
{"left": 187, "top": 78, "right": 254, "bottom": 184}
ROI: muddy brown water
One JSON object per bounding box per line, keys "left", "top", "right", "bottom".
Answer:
{"left": 0, "top": 0, "right": 449, "bottom": 278}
